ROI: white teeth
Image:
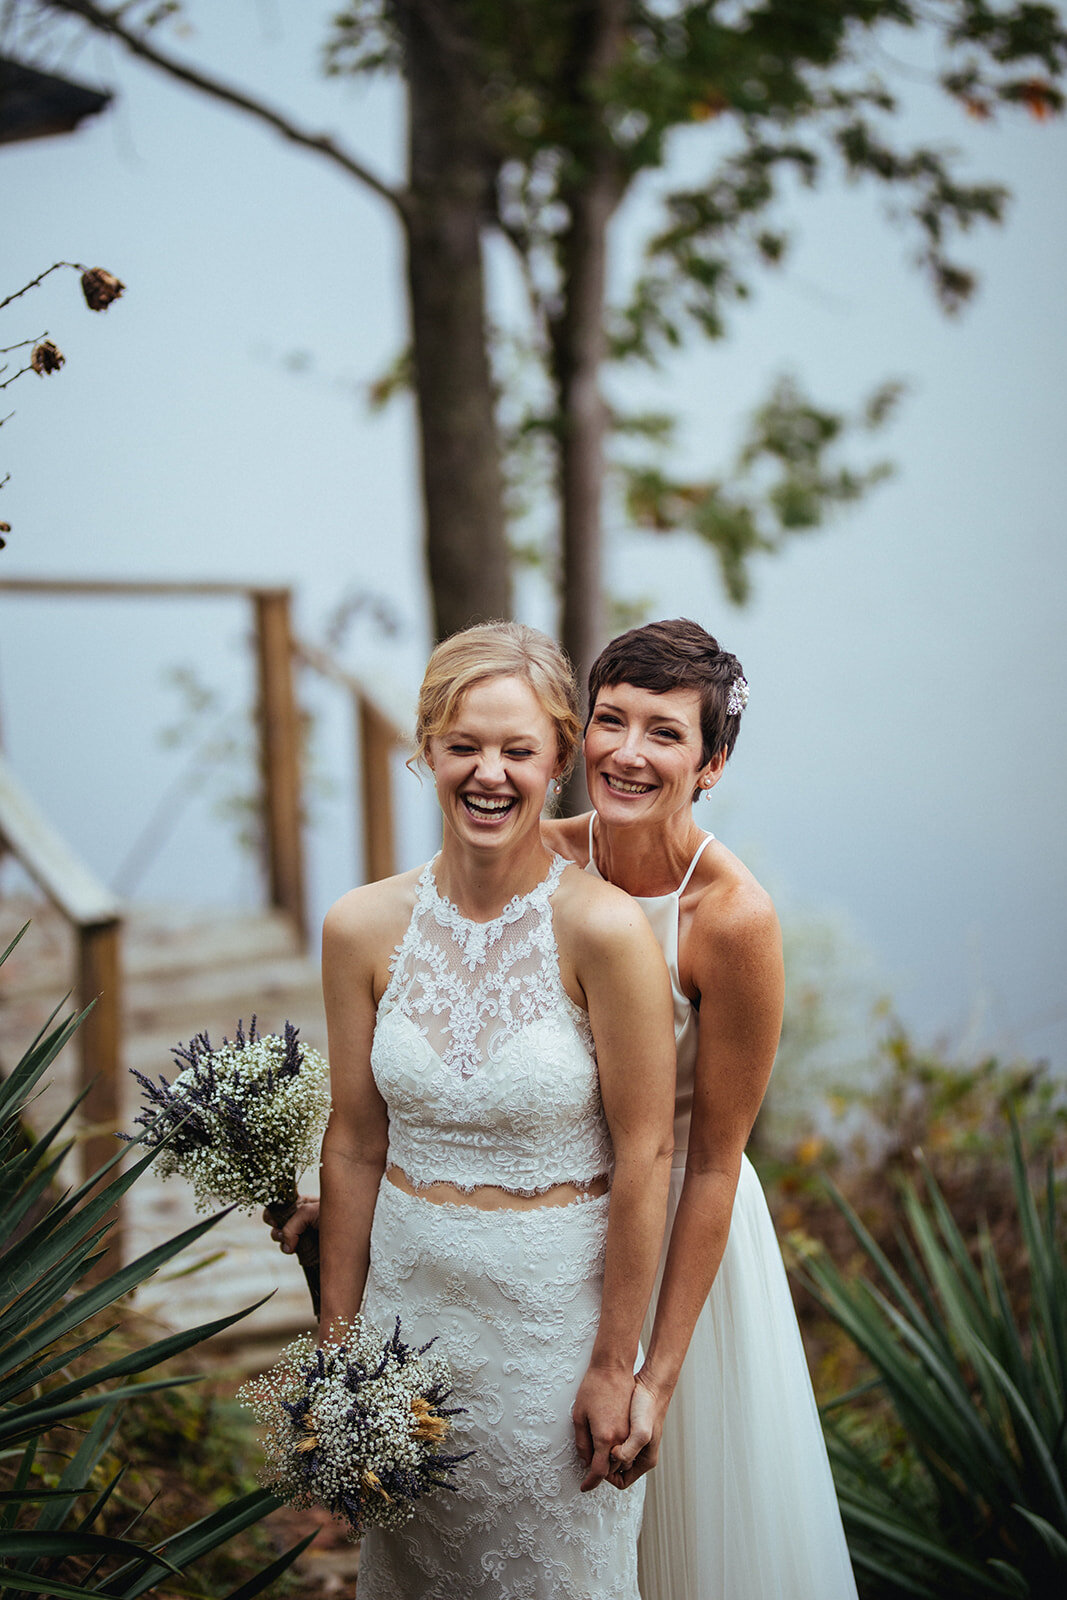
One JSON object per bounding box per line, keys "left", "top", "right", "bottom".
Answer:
{"left": 464, "top": 795, "right": 515, "bottom": 813}
{"left": 604, "top": 776, "right": 653, "bottom": 795}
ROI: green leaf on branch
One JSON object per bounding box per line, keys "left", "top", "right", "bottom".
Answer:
{"left": 620, "top": 374, "right": 903, "bottom": 603}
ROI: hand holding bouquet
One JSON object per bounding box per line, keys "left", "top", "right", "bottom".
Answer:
{"left": 238, "top": 1315, "right": 471, "bottom": 1537}
{"left": 125, "top": 1017, "right": 330, "bottom": 1313}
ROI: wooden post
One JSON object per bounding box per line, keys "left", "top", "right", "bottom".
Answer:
{"left": 253, "top": 589, "right": 307, "bottom": 943}
{"left": 358, "top": 693, "right": 397, "bottom": 884}
{"left": 77, "top": 917, "right": 123, "bottom": 1261}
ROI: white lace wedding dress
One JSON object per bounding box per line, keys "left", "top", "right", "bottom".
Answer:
{"left": 356, "top": 853, "right": 645, "bottom": 1600}
{"left": 588, "top": 825, "right": 858, "bottom": 1600}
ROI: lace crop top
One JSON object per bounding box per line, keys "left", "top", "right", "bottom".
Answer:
{"left": 370, "top": 852, "right": 614, "bottom": 1194}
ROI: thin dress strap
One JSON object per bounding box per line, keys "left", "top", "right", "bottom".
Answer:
{"left": 676, "top": 832, "right": 715, "bottom": 895}
{"left": 587, "top": 817, "right": 714, "bottom": 893}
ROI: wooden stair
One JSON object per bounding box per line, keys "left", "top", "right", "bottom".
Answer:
{"left": 0, "top": 897, "right": 326, "bottom": 1343}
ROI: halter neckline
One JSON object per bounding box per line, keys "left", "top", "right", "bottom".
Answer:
{"left": 421, "top": 851, "right": 567, "bottom": 930}
{"left": 586, "top": 814, "right": 714, "bottom": 899}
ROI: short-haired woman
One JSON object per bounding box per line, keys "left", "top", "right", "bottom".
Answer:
{"left": 546, "top": 617, "right": 858, "bottom": 1600}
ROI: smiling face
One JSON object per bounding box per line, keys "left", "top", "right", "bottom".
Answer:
{"left": 584, "top": 682, "right": 725, "bottom": 825}
{"left": 427, "top": 675, "right": 562, "bottom": 851}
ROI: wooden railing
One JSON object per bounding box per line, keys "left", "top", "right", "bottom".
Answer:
{"left": 0, "top": 577, "right": 409, "bottom": 1215}
{"left": 0, "top": 752, "right": 123, "bottom": 1195}
{"left": 294, "top": 638, "right": 405, "bottom": 886}
{"left": 0, "top": 578, "right": 411, "bottom": 939}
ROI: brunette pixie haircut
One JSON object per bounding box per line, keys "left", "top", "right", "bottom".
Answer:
{"left": 415, "top": 621, "right": 582, "bottom": 776}
{"left": 587, "top": 618, "right": 746, "bottom": 765}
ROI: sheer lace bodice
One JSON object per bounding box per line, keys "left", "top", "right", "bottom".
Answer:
{"left": 371, "top": 852, "right": 613, "bottom": 1194}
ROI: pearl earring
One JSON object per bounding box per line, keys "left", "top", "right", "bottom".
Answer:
{"left": 553, "top": 780, "right": 562, "bottom": 796}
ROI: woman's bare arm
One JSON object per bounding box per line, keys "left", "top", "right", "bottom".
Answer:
{"left": 316, "top": 882, "right": 398, "bottom": 1341}
{"left": 613, "top": 876, "right": 783, "bottom": 1483}
{"left": 558, "top": 876, "right": 676, "bottom": 1491}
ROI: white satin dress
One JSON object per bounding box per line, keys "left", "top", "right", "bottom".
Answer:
{"left": 587, "top": 824, "right": 857, "bottom": 1600}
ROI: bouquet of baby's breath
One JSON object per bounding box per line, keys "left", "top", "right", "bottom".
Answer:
{"left": 125, "top": 1017, "right": 329, "bottom": 1312}
{"left": 238, "top": 1315, "right": 471, "bottom": 1538}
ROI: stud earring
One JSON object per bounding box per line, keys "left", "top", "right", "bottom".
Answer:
{"left": 553, "top": 780, "right": 562, "bottom": 796}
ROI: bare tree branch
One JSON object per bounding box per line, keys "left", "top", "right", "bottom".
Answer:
{"left": 44, "top": 0, "right": 411, "bottom": 220}
{"left": 0, "top": 334, "right": 46, "bottom": 354}
{"left": 0, "top": 261, "right": 81, "bottom": 312}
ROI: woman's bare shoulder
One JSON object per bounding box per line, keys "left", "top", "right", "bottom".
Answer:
{"left": 552, "top": 859, "right": 658, "bottom": 957}
{"left": 323, "top": 866, "right": 422, "bottom": 956}
{"left": 685, "top": 843, "right": 784, "bottom": 1047}
{"left": 689, "top": 840, "right": 780, "bottom": 959}
{"left": 541, "top": 810, "right": 593, "bottom": 866}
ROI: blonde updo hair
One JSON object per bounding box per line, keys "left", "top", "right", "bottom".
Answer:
{"left": 414, "top": 622, "right": 581, "bottom": 777}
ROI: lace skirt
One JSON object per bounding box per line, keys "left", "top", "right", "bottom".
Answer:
{"left": 357, "top": 1177, "right": 645, "bottom": 1600}
{"left": 637, "top": 1154, "right": 858, "bottom": 1600}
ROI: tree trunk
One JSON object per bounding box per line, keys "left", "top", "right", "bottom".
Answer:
{"left": 554, "top": 173, "right": 616, "bottom": 695}
{"left": 551, "top": 0, "right": 626, "bottom": 809}
{"left": 397, "top": 0, "right": 512, "bottom": 641}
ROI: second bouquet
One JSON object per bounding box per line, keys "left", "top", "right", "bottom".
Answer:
{"left": 125, "top": 1016, "right": 329, "bottom": 1312}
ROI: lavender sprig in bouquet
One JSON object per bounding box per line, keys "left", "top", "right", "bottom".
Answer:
{"left": 125, "top": 1017, "right": 329, "bottom": 1313}
{"left": 238, "top": 1315, "right": 472, "bottom": 1538}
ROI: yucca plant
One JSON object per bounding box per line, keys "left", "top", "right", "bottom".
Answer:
{"left": 804, "top": 1119, "right": 1067, "bottom": 1598}
{"left": 0, "top": 925, "right": 313, "bottom": 1599}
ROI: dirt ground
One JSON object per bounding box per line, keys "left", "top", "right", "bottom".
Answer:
{"left": 265, "top": 1503, "right": 361, "bottom": 1597}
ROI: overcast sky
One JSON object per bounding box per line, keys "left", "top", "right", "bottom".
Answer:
{"left": 1, "top": 3, "right": 1064, "bottom": 1075}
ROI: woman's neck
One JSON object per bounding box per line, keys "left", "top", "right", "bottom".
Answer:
{"left": 434, "top": 832, "right": 555, "bottom": 922}
{"left": 591, "top": 810, "right": 707, "bottom": 898}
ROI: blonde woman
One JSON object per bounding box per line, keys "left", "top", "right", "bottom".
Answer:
{"left": 315, "top": 623, "right": 675, "bottom": 1599}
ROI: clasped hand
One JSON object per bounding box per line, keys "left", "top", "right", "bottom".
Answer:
{"left": 571, "top": 1368, "right": 665, "bottom": 1492}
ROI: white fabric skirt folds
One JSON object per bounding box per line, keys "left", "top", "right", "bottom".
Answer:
{"left": 357, "top": 1177, "right": 644, "bottom": 1600}
{"left": 637, "top": 1154, "right": 858, "bottom": 1600}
